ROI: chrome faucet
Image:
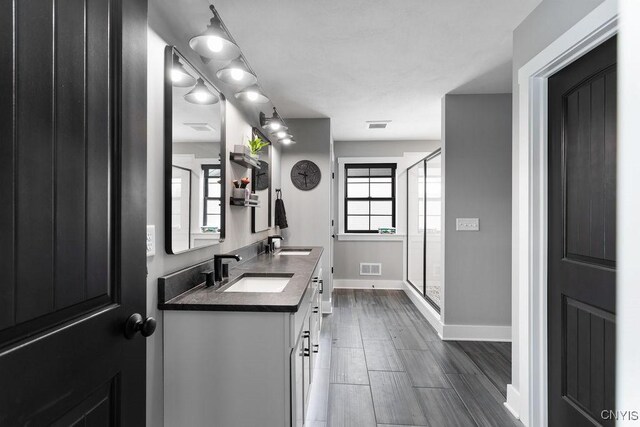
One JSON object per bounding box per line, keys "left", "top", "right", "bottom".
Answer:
{"left": 213, "top": 254, "right": 241, "bottom": 284}
{"left": 267, "top": 235, "right": 284, "bottom": 253}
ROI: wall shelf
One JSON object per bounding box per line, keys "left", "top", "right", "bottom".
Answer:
{"left": 230, "top": 198, "right": 260, "bottom": 207}
{"left": 230, "top": 152, "right": 261, "bottom": 169}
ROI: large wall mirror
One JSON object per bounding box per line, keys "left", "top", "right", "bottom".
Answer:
{"left": 164, "top": 46, "right": 226, "bottom": 254}
{"left": 251, "top": 128, "right": 272, "bottom": 233}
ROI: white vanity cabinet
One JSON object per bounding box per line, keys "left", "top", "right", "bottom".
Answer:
{"left": 164, "top": 267, "right": 323, "bottom": 427}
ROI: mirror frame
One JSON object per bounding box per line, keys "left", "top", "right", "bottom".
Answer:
{"left": 164, "top": 45, "right": 226, "bottom": 254}
{"left": 251, "top": 127, "right": 272, "bottom": 233}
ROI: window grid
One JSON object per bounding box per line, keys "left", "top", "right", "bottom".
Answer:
{"left": 202, "top": 165, "right": 221, "bottom": 229}
{"left": 344, "top": 163, "right": 397, "bottom": 233}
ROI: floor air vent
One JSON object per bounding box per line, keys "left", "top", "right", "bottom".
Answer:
{"left": 360, "top": 263, "right": 382, "bottom": 276}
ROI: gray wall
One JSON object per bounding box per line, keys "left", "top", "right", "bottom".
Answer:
{"left": 442, "top": 94, "right": 512, "bottom": 326}
{"left": 146, "top": 28, "right": 281, "bottom": 427}
{"left": 280, "top": 118, "right": 333, "bottom": 301}
{"left": 509, "top": 0, "right": 604, "bottom": 399}
{"left": 333, "top": 140, "right": 440, "bottom": 281}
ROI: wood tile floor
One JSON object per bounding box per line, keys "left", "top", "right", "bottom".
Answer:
{"left": 305, "top": 289, "right": 521, "bottom": 427}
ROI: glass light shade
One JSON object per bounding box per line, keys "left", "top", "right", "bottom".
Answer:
{"left": 184, "top": 78, "right": 219, "bottom": 105}
{"left": 189, "top": 15, "right": 241, "bottom": 60}
{"left": 234, "top": 85, "right": 269, "bottom": 103}
{"left": 279, "top": 137, "right": 296, "bottom": 145}
{"left": 216, "top": 58, "right": 257, "bottom": 86}
{"left": 171, "top": 61, "right": 196, "bottom": 87}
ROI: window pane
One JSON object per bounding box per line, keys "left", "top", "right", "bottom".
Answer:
{"left": 347, "top": 183, "right": 369, "bottom": 198}
{"left": 426, "top": 200, "right": 441, "bottom": 216}
{"left": 370, "top": 216, "right": 392, "bottom": 230}
{"left": 426, "top": 215, "right": 440, "bottom": 231}
{"left": 347, "top": 216, "right": 369, "bottom": 231}
{"left": 207, "top": 200, "right": 221, "bottom": 214}
{"left": 370, "top": 200, "right": 392, "bottom": 215}
{"left": 426, "top": 182, "right": 441, "bottom": 198}
{"left": 370, "top": 177, "right": 392, "bottom": 183}
{"left": 347, "top": 168, "right": 369, "bottom": 177}
{"left": 370, "top": 168, "right": 392, "bottom": 176}
{"left": 205, "top": 214, "right": 220, "bottom": 228}
{"left": 346, "top": 177, "right": 369, "bottom": 183}
{"left": 347, "top": 201, "right": 369, "bottom": 215}
{"left": 208, "top": 168, "right": 220, "bottom": 177}
{"left": 208, "top": 182, "right": 221, "bottom": 197}
{"left": 370, "top": 183, "right": 392, "bottom": 198}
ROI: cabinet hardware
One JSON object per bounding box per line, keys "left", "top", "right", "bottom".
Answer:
{"left": 313, "top": 307, "right": 319, "bottom": 313}
{"left": 303, "top": 349, "right": 310, "bottom": 357}
{"left": 312, "top": 344, "right": 319, "bottom": 353}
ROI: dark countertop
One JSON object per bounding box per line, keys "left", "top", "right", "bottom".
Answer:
{"left": 158, "top": 246, "right": 323, "bottom": 312}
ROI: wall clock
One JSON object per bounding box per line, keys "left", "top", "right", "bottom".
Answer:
{"left": 254, "top": 160, "right": 269, "bottom": 191}
{"left": 291, "top": 160, "right": 321, "bottom": 191}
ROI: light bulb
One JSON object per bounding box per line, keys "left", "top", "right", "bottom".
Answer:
{"left": 207, "top": 36, "right": 223, "bottom": 52}
{"left": 171, "top": 69, "right": 184, "bottom": 82}
{"left": 246, "top": 91, "right": 258, "bottom": 101}
{"left": 276, "top": 131, "right": 286, "bottom": 138}
{"left": 270, "top": 122, "right": 281, "bottom": 131}
{"left": 230, "top": 68, "right": 244, "bottom": 81}
{"left": 195, "top": 91, "right": 209, "bottom": 103}
{"left": 281, "top": 138, "right": 291, "bottom": 145}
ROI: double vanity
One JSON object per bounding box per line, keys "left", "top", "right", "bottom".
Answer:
{"left": 159, "top": 246, "right": 323, "bottom": 427}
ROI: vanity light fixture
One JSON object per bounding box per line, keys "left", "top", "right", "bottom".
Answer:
{"left": 171, "top": 55, "right": 197, "bottom": 87}
{"left": 234, "top": 85, "right": 270, "bottom": 103}
{"left": 189, "top": 5, "right": 241, "bottom": 60}
{"left": 279, "top": 137, "right": 295, "bottom": 145}
{"left": 216, "top": 57, "right": 257, "bottom": 86}
{"left": 260, "top": 108, "right": 287, "bottom": 131}
{"left": 275, "top": 130, "right": 291, "bottom": 139}
{"left": 184, "top": 78, "right": 219, "bottom": 105}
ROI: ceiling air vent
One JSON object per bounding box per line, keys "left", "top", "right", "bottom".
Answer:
{"left": 184, "top": 122, "right": 215, "bottom": 132}
{"left": 366, "top": 120, "right": 391, "bottom": 130}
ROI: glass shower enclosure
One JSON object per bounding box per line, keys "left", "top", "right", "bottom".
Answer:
{"left": 406, "top": 150, "right": 442, "bottom": 312}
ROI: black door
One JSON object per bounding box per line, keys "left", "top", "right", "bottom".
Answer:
{"left": 548, "top": 36, "right": 616, "bottom": 426}
{"left": 0, "top": 0, "right": 148, "bottom": 424}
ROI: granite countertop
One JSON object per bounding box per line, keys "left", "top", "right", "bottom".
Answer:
{"left": 158, "top": 246, "right": 323, "bottom": 312}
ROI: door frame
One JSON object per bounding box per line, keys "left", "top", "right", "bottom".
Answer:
{"left": 513, "top": 1, "right": 617, "bottom": 425}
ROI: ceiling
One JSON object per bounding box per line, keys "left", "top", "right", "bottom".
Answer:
{"left": 152, "top": 0, "right": 541, "bottom": 141}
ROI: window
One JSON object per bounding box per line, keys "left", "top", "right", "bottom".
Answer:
{"left": 202, "top": 165, "right": 221, "bottom": 229}
{"left": 344, "top": 163, "right": 396, "bottom": 233}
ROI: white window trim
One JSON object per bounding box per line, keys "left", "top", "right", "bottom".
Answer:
{"left": 337, "top": 157, "right": 403, "bottom": 240}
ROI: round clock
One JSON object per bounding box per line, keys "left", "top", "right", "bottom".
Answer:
{"left": 254, "top": 160, "right": 269, "bottom": 191}
{"left": 291, "top": 160, "right": 321, "bottom": 191}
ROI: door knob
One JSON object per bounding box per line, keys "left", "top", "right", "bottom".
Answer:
{"left": 124, "top": 313, "right": 157, "bottom": 339}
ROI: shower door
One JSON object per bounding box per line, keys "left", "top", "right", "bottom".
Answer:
{"left": 406, "top": 150, "right": 442, "bottom": 311}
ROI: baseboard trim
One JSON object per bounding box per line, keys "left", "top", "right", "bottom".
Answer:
{"left": 402, "top": 282, "right": 444, "bottom": 337}
{"left": 333, "top": 279, "right": 403, "bottom": 290}
{"left": 441, "top": 324, "right": 512, "bottom": 342}
{"left": 504, "top": 384, "right": 520, "bottom": 419}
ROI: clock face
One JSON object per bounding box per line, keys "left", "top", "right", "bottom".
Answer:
{"left": 291, "top": 160, "right": 321, "bottom": 190}
{"left": 254, "top": 160, "right": 269, "bottom": 191}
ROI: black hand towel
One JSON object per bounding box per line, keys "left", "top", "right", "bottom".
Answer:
{"left": 275, "top": 198, "right": 288, "bottom": 229}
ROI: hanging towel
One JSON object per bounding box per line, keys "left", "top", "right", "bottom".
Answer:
{"left": 275, "top": 193, "right": 288, "bottom": 229}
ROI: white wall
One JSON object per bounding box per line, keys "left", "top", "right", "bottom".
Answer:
{"left": 146, "top": 28, "right": 278, "bottom": 427}
{"left": 442, "top": 94, "right": 512, "bottom": 328}
{"left": 617, "top": 0, "right": 640, "bottom": 419}
{"left": 510, "top": 0, "right": 605, "bottom": 405}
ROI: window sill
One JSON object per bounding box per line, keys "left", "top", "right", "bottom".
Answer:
{"left": 337, "top": 233, "right": 405, "bottom": 242}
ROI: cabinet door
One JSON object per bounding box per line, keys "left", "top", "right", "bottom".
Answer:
{"left": 303, "top": 321, "right": 311, "bottom": 409}
{"left": 292, "top": 336, "right": 304, "bottom": 427}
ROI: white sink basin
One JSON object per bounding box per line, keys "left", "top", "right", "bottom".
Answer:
{"left": 223, "top": 275, "right": 292, "bottom": 293}
{"left": 278, "top": 249, "right": 312, "bottom": 256}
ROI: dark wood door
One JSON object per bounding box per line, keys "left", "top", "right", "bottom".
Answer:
{"left": 548, "top": 36, "right": 616, "bottom": 427}
{"left": 0, "top": 0, "right": 148, "bottom": 424}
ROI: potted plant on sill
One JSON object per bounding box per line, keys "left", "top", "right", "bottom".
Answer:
{"left": 247, "top": 136, "right": 269, "bottom": 160}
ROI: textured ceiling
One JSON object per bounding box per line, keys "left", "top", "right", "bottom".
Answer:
{"left": 152, "top": 0, "right": 541, "bottom": 141}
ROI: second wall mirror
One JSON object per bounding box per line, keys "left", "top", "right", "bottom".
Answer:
{"left": 164, "top": 45, "right": 226, "bottom": 254}
{"left": 251, "top": 128, "right": 272, "bottom": 233}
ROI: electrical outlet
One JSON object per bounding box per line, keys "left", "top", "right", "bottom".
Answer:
{"left": 456, "top": 218, "right": 479, "bottom": 231}
{"left": 146, "top": 225, "right": 156, "bottom": 257}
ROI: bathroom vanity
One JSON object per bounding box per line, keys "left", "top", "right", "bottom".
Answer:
{"left": 159, "top": 247, "right": 323, "bottom": 427}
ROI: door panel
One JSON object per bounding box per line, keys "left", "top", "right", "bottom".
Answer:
{"left": 548, "top": 36, "right": 616, "bottom": 427}
{"left": 0, "top": 0, "right": 148, "bottom": 424}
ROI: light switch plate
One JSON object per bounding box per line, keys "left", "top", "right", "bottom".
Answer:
{"left": 146, "top": 225, "right": 156, "bottom": 257}
{"left": 456, "top": 218, "right": 479, "bottom": 231}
